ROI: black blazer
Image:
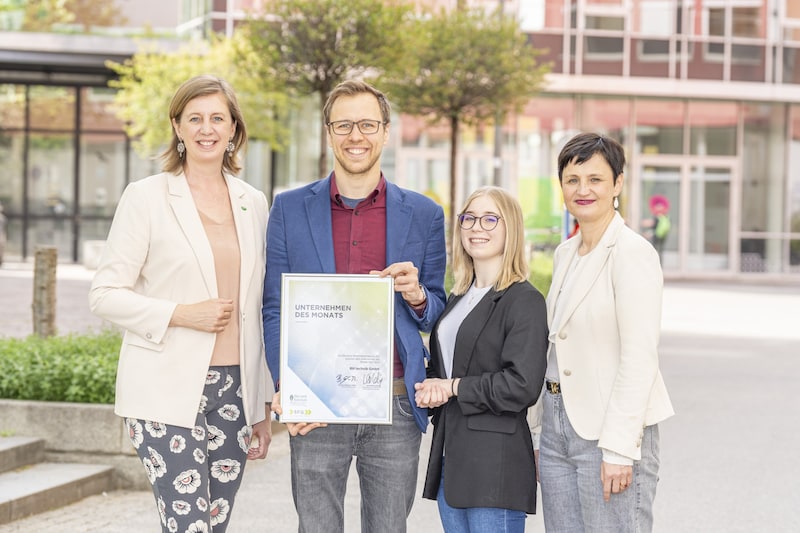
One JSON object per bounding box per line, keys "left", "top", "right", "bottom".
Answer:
{"left": 422, "top": 280, "right": 548, "bottom": 513}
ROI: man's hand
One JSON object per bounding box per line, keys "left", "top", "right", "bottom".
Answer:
{"left": 271, "top": 391, "right": 328, "bottom": 436}
{"left": 371, "top": 261, "right": 425, "bottom": 306}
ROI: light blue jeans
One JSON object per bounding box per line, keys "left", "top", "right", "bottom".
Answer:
{"left": 539, "top": 389, "right": 660, "bottom": 533}
{"left": 436, "top": 459, "right": 527, "bottom": 533}
{"left": 289, "top": 394, "right": 421, "bottom": 533}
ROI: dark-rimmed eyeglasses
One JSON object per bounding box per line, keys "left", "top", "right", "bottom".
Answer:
{"left": 458, "top": 214, "right": 502, "bottom": 231}
{"left": 327, "top": 119, "right": 386, "bottom": 136}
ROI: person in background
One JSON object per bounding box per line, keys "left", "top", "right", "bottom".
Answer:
{"left": 263, "top": 79, "right": 447, "bottom": 533}
{"left": 415, "top": 186, "right": 548, "bottom": 533}
{"left": 531, "top": 132, "right": 674, "bottom": 532}
{"left": 89, "top": 75, "right": 272, "bottom": 533}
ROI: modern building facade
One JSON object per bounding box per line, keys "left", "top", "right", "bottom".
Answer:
{"left": 1, "top": 0, "right": 798, "bottom": 281}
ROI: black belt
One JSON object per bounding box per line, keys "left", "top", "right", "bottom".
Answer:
{"left": 545, "top": 381, "right": 561, "bottom": 394}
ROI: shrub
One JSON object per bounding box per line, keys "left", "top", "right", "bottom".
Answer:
{"left": 529, "top": 251, "right": 553, "bottom": 297}
{"left": 0, "top": 330, "right": 121, "bottom": 404}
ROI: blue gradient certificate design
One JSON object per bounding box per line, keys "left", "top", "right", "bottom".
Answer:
{"left": 279, "top": 274, "right": 395, "bottom": 424}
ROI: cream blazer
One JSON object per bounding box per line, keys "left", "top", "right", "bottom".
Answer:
{"left": 89, "top": 172, "right": 272, "bottom": 429}
{"left": 531, "top": 213, "right": 674, "bottom": 460}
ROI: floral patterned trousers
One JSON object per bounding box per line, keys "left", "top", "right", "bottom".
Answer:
{"left": 125, "top": 366, "right": 252, "bottom": 533}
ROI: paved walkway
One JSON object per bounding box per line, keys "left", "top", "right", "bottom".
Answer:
{"left": 1, "top": 262, "right": 799, "bottom": 532}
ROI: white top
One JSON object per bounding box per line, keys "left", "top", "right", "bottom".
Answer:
{"left": 437, "top": 283, "right": 492, "bottom": 379}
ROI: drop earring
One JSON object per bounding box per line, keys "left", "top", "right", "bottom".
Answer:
{"left": 177, "top": 139, "right": 185, "bottom": 157}
{"left": 613, "top": 196, "right": 619, "bottom": 210}
{"left": 226, "top": 140, "right": 235, "bottom": 154}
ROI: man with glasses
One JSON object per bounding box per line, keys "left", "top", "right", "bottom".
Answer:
{"left": 262, "top": 80, "right": 447, "bottom": 533}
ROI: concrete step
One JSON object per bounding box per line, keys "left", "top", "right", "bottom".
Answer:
{"left": 0, "top": 437, "right": 45, "bottom": 474}
{"left": 0, "top": 462, "right": 114, "bottom": 525}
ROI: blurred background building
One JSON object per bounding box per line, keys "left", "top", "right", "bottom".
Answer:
{"left": 0, "top": 0, "right": 798, "bottom": 281}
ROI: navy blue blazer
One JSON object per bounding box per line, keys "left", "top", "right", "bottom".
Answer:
{"left": 262, "top": 174, "right": 447, "bottom": 431}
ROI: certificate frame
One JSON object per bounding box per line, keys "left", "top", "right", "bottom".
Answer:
{"left": 278, "top": 273, "right": 395, "bottom": 424}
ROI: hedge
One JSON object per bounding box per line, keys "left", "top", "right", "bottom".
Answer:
{"left": 0, "top": 330, "right": 121, "bottom": 404}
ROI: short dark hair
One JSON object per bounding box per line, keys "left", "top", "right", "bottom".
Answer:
{"left": 557, "top": 133, "right": 625, "bottom": 184}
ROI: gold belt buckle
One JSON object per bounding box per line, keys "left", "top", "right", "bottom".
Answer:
{"left": 547, "top": 381, "right": 561, "bottom": 394}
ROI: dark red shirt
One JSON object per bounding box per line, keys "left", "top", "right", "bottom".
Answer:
{"left": 330, "top": 174, "right": 403, "bottom": 378}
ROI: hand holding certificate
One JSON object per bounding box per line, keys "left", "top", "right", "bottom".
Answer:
{"left": 278, "top": 274, "right": 395, "bottom": 424}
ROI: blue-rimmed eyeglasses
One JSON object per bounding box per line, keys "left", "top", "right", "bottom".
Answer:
{"left": 458, "top": 213, "right": 502, "bottom": 231}
{"left": 326, "top": 119, "right": 386, "bottom": 136}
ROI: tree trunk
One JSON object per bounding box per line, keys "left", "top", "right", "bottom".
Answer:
{"left": 32, "top": 246, "right": 57, "bottom": 337}
{"left": 318, "top": 90, "right": 329, "bottom": 179}
{"left": 449, "top": 115, "right": 460, "bottom": 256}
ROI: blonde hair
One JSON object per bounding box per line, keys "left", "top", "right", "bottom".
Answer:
{"left": 451, "top": 186, "right": 529, "bottom": 295}
{"left": 160, "top": 75, "right": 248, "bottom": 175}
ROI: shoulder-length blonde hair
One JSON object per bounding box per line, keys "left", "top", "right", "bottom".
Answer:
{"left": 451, "top": 186, "right": 529, "bottom": 295}
{"left": 160, "top": 75, "right": 248, "bottom": 175}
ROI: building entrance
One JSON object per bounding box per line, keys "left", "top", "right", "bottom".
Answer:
{"left": 636, "top": 156, "right": 739, "bottom": 277}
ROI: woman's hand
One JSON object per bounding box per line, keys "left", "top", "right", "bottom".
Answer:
{"left": 600, "top": 461, "right": 633, "bottom": 501}
{"left": 247, "top": 404, "right": 273, "bottom": 460}
{"left": 170, "top": 299, "right": 234, "bottom": 333}
{"left": 414, "top": 378, "right": 454, "bottom": 408}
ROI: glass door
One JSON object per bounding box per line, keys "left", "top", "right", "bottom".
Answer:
{"left": 637, "top": 157, "right": 738, "bottom": 274}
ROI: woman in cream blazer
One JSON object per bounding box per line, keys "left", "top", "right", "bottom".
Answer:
{"left": 533, "top": 133, "right": 674, "bottom": 533}
{"left": 89, "top": 76, "right": 272, "bottom": 533}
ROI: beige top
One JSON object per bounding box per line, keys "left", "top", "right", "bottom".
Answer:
{"left": 199, "top": 207, "right": 241, "bottom": 366}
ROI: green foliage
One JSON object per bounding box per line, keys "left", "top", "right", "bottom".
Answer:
{"left": 379, "top": 6, "right": 551, "bottom": 227}
{"left": 107, "top": 33, "right": 288, "bottom": 160}
{"left": 380, "top": 7, "right": 550, "bottom": 125}
{"left": 238, "top": 0, "right": 416, "bottom": 176}
{"left": 529, "top": 251, "right": 553, "bottom": 298}
{"left": 0, "top": 330, "right": 121, "bottom": 404}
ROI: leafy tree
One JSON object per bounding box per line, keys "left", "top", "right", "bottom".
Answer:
{"left": 380, "top": 7, "right": 550, "bottom": 234}
{"left": 239, "top": 0, "right": 416, "bottom": 178}
{"left": 107, "top": 33, "right": 288, "bottom": 160}
{"left": 64, "top": 0, "right": 127, "bottom": 31}
{"left": 17, "top": 0, "right": 125, "bottom": 32}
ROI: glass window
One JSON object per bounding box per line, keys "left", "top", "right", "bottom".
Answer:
{"left": 688, "top": 166, "right": 730, "bottom": 271}
{"left": 688, "top": 101, "right": 737, "bottom": 156}
{"left": 580, "top": 98, "right": 631, "bottom": 144}
{"left": 28, "top": 133, "right": 75, "bottom": 216}
{"left": 80, "top": 133, "right": 128, "bottom": 217}
{"left": 29, "top": 86, "right": 76, "bottom": 131}
{"left": 0, "top": 84, "right": 25, "bottom": 130}
{"left": 635, "top": 99, "right": 685, "bottom": 155}
{"left": 81, "top": 87, "right": 125, "bottom": 132}
{"left": 0, "top": 130, "right": 24, "bottom": 213}
{"left": 741, "top": 104, "right": 786, "bottom": 233}
{"left": 788, "top": 105, "right": 800, "bottom": 267}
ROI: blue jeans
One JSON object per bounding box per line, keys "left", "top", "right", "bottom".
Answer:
{"left": 436, "top": 459, "right": 527, "bottom": 533}
{"left": 289, "top": 394, "right": 422, "bottom": 533}
{"left": 539, "top": 389, "right": 661, "bottom": 533}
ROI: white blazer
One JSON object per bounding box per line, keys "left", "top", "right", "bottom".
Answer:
{"left": 89, "top": 172, "right": 272, "bottom": 428}
{"left": 533, "top": 213, "right": 674, "bottom": 460}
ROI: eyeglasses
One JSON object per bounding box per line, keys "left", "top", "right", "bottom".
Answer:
{"left": 327, "top": 119, "right": 386, "bottom": 136}
{"left": 458, "top": 213, "right": 502, "bottom": 231}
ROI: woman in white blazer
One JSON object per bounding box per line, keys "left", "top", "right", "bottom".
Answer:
{"left": 533, "top": 133, "right": 674, "bottom": 532}
{"left": 89, "top": 75, "right": 272, "bottom": 533}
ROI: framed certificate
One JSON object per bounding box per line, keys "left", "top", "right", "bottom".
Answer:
{"left": 278, "top": 273, "right": 395, "bottom": 424}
